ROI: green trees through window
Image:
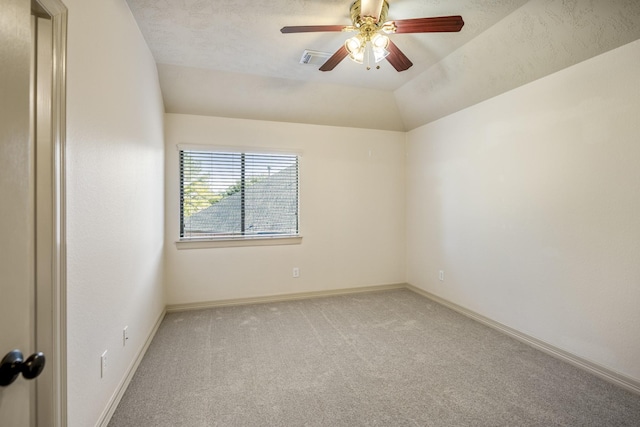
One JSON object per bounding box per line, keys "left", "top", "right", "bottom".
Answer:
{"left": 179, "top": 150, "right": 299, "bottom": 239}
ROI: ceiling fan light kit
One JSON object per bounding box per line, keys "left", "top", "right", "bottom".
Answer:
{"left": 280, "top": 0, "right": 464, "bottom": 72}
{"left": 344, "top": 32, "right": 390, "bottom": 69}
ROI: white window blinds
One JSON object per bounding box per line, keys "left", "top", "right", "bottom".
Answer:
{"left": 179, "top": 150, "right": 299, "bottom": 239}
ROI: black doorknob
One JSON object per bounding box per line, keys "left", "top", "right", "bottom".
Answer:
{"left": 0, "top": 349, "right": 46, "bottom": 386}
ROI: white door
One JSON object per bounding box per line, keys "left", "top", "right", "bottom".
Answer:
{"left": 0, "top": 0, "right": 38, "bottom": 425}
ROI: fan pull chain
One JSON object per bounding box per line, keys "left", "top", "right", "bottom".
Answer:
{"left": 365, "top": 42, "right": 381, "bottom": 70}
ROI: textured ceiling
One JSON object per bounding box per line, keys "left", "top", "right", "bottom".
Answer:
{"left": 126, "top": 0, "right": 640, "bottom": 131}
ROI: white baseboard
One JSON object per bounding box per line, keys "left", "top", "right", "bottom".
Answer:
{"left": 95, "top": 308, "right": 166, "bottom": 427}
{"left": 405, "top": 284, "right": 640, "bottom": 396}
{"left": 166, "top": 283, "right": 406, "bottom": 312}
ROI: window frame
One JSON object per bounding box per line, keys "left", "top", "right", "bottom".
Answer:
{"left": 175, "top": 144, "right": 302, "bottom": 249}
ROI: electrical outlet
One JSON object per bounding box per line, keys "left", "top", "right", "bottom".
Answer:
{"left": 292, "top": 267, "right": 300, "bottom": 278}
{"left": 439, "top": 270, "right": 444, "bottom": 281}
{"left": 101, "top": 350, "right": 108, "bottom": 378}
{"left": 123, "top": 326, "right": 129, "bottom": 347}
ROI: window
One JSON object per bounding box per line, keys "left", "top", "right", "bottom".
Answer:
{"left": 179, "top": 149, "right": 299, "bottom": 241}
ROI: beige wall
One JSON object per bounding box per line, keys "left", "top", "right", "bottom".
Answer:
{"left": 406, "top": 39, "right": 640, "bottom": 382}
{"left": 165, "top": 114, "right": 406, "bottom": 304}
{"left": 65, "top": 0, "right": 165, "bottom": 426}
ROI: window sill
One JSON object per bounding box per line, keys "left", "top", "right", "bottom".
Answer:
{"left": 175, "top": 236, "right": 302, "bottom": 249}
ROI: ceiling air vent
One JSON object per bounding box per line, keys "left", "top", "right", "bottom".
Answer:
{"left": 300, "top": 49, "right": 331, "bottom": 66}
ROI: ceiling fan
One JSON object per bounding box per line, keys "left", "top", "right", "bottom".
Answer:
{"left": 281, "top": 0, "right": 464, "bottom": 72}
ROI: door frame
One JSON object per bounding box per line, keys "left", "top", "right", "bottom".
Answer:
{"left": 32, "top": 0, "right": 67, "bottom": 425}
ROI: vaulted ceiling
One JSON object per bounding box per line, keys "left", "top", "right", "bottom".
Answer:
{"left": 126, "top": 0, "right": 640, "bottom": 131}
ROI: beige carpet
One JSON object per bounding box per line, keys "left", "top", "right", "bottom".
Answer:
{"left": 109, "top": 289, "right": 640, "bottom": 426}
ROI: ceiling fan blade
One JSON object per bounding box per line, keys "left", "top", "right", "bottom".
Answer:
{"left": 280, "top": 25, "right": 347, "bottom": 34}
{"left": 319, "top": 46, "right": 349, "bottom": 72}
{"left": 360, "top": 0, "right": 384, "bottom": 20}
{"left": 386, "top": 40, "right": 413, "bottom": 72}
{"left": 390, "top": 15, "right": 464, "bottom": 33}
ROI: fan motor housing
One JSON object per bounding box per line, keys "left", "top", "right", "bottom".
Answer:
{"left": 350, "top": 0, "right": 389, "bottom": 27}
